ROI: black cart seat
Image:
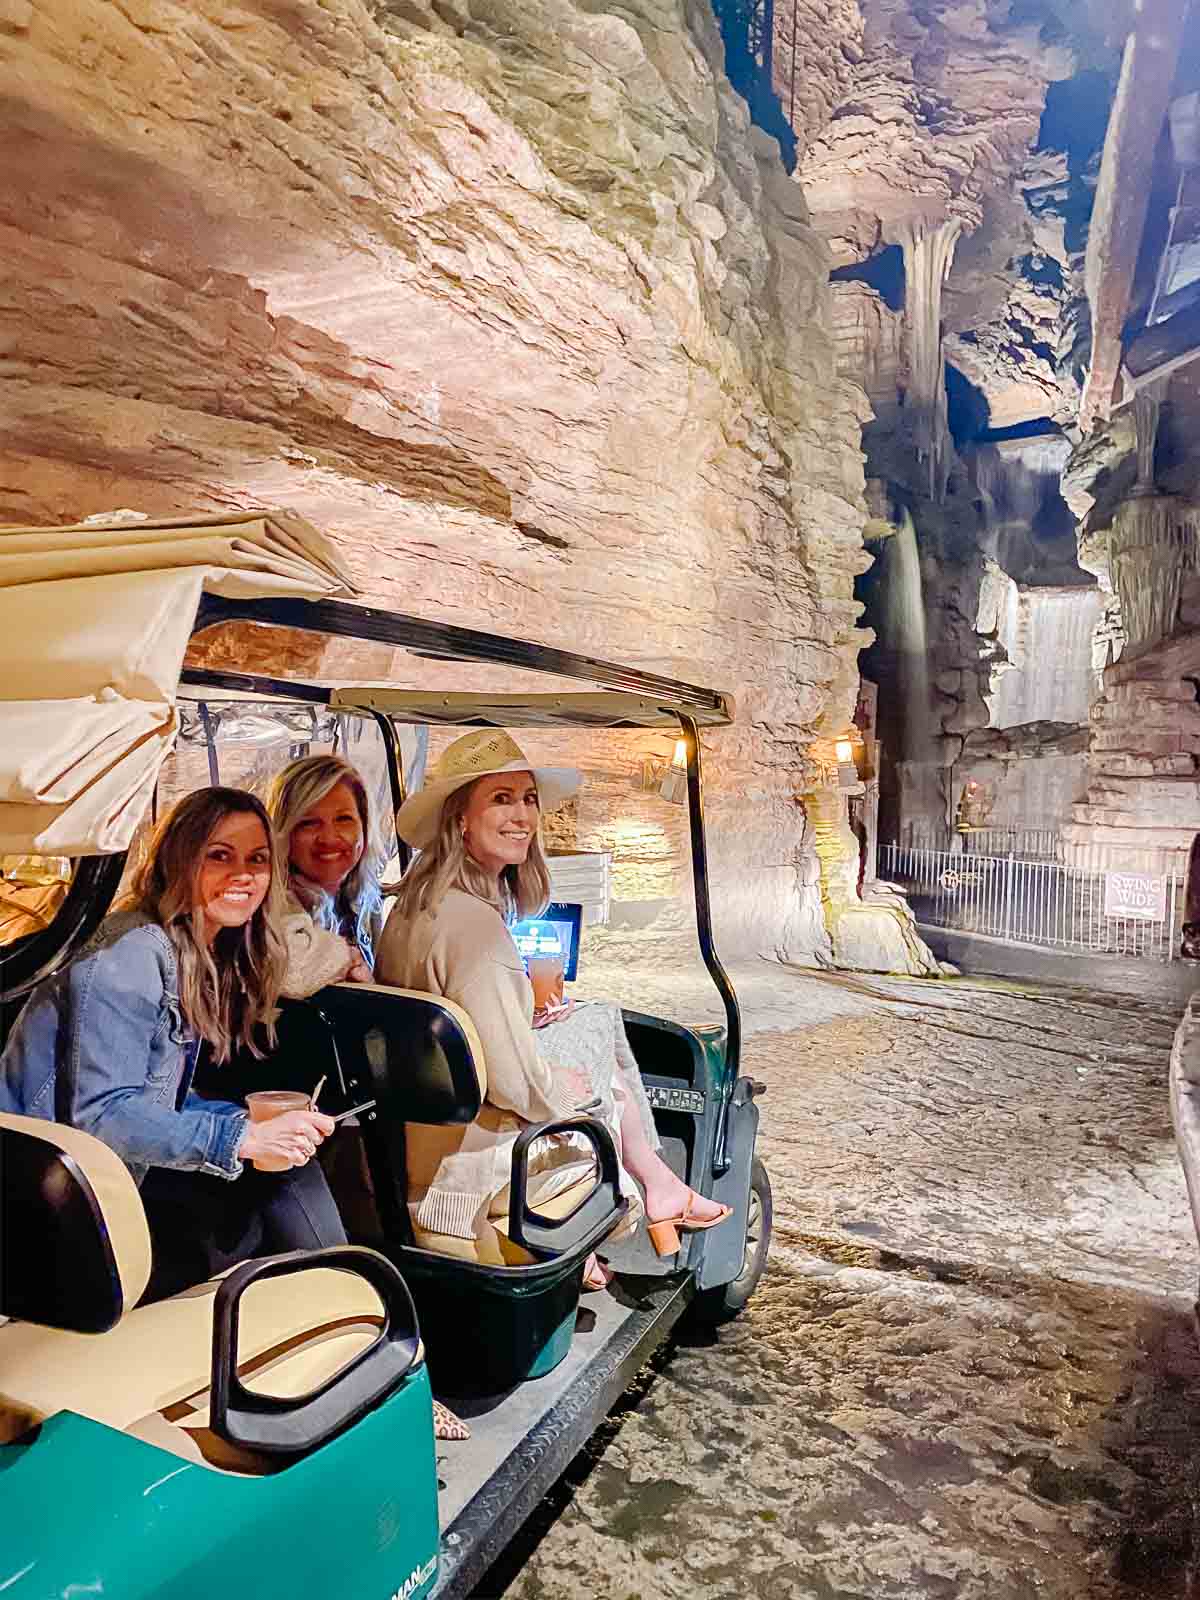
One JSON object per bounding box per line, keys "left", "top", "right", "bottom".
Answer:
{"left": 278, "top": 984, "right": 628, "bottom": 1393}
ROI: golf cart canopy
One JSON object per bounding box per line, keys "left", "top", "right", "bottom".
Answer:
{"left": 0, "top": 510, "right": 354, "bottom": 857}
{"left": 178, "top": 681, "right": 733, "bottom": 732}
{"left": 1, "top": 507, "right": 731, "bottom": 859}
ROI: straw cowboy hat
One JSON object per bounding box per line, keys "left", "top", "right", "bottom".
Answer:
{"left": 395, "top": 730, "right": 581, "bottom": 850}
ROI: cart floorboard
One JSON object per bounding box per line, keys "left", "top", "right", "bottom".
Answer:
{"left": 432, "top": 1272, "right": 694, "bottom": 1598}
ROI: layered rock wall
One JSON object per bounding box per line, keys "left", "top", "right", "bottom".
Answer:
{"left": 1062, "top": 631, "right": 1200, "bottom": 872}
{"left": 830, "top": 280, "right": 904, "bottom": 415}
{"left": 0, "top": 0, "right": 885, "bottom": 963}
{"left": 1062, "top": 503, "right": 1200, "bottom": 870}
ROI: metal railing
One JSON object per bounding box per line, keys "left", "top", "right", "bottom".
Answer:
{"left": 880, "top": 842, "right": 1185, "bottom": 962}
{"left": 895, "top": 822, "right": 1064, "bottom": 860}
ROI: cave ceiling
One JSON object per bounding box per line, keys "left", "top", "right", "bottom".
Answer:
{"left": 788, "top": 0, "right": 1123, "bottom": 439}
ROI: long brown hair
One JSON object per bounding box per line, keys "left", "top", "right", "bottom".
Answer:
{"left": 264, "top": 754, "right": 381, "bottom": 959}
{"left": 123, "top": 788, "right": 288, "bottom": 1062}
{"left": 391, "top": 778, "right": 551, "bottom": 924}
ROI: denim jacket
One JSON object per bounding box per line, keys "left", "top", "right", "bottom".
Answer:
{"left": 0, "top": 912, "right": 248, "bottom": 1185}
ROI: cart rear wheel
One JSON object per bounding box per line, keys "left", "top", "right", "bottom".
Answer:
{"left": 689, "top": 1157, "right": 772, "bottom": 1325}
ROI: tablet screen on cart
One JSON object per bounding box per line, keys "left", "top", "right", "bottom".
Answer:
{"left": 511, "top": 902, "right": 582, "bottom": 982}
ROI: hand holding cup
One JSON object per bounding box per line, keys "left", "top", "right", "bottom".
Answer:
{"left": 241, "top": 1091, "right": 336, "bottom": 1171}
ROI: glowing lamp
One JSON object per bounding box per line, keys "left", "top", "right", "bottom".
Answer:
{"left": 660, "top": 737, "right": 689, "bottom": 804}
{"left": 835, "top": 730, "right": 860, "bottom": 791}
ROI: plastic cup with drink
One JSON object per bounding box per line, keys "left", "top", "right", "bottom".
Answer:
{"left": 244, "top": 1089, "right": 313, "bottom": 1172}
{"left": 528, "top": 946, "right": 566, "bottom": 1015}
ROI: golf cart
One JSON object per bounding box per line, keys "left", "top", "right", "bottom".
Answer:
{"left": 0, "top": 512, "right": 772, "bottom": 1598}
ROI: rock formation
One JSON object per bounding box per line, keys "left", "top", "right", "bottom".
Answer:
{"left": 787, "top": 0, "right": 1129, "bottom": 868}
{"left": 0, "top": 0, "right": 940, "bottom": 970}
{"left": 11, "top": 0, "right": 1187, "bottom": 963}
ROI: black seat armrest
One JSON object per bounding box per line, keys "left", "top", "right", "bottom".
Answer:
{"left": 506, "top": 1116, "right": 629, "bottom": 1259}
{"left": 209, "top": 1245, "right": 421, "bottom": 1456}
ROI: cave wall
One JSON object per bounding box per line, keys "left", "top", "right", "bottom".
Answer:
{"left": 0, "top": 0, "right": 891, "bottom": 964}
{"left": 785, "top": 0, "right": 1128, "bottom": 866}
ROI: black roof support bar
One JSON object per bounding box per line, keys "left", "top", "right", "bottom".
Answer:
{"left": 181, "top": 668, "right": 333, "bottom": 705}
{"left": 193, "top": 596, "right": 730, "bottom": 718}
{"left": 678, "top": 714, "right": 741, "bottom": 1176}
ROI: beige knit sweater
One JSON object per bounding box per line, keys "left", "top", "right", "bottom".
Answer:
{"left": 278, "top": 895, "right": 357, "bottom": 999}
{"left": 375, "top": 888, "right": 581, "bottom": 1240}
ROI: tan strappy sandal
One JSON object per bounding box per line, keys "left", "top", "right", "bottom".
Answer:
{"left": 647, "top": 1192, "right": 734, "bottom": 1257}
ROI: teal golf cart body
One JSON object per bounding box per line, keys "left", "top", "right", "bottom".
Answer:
{"left": 0, "top": 519, "right": 771, "bottom": 1599}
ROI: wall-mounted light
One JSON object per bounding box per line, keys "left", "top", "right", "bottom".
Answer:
{"left": 660, "top": 736, "right": 688, "bottom": 805}
{"left": 833, "top": 730, "right": 860, "bottom": 790}
{"left": 637, "top": 736, "right": 689, "bottom": 802}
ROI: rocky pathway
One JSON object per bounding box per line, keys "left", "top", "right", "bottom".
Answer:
{"left": 492, "top": 964, "right": 1200, "bottom": 1599}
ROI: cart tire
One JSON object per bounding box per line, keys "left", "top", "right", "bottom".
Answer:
{"left": 689, "top": 1158, "right": 772, "bottom": 1325}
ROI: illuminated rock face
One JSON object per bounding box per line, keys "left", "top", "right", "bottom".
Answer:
{"left": 796, "top": 0, "right": 1070, "bottom": 262}
{"left": 0, "top": 0, "right": 898, "bottom": 964}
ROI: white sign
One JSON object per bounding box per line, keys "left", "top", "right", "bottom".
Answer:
{"left": 1103, "top": 871, "right": 1167, "bottom": 922}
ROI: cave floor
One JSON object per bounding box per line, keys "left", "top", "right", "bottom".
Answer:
{"left": 483, "top": 960, "right": 1200, "bottom": 1599}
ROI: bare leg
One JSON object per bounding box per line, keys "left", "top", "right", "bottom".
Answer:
{"left": 612, "top": 1085, "right": 725, "bottom": 1223}
{"left": 582, "top": 1253, "right": 613, "bottom": 1290}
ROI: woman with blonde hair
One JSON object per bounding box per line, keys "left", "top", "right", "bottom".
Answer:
{"left": 265, "top": 753, "right": 383, "bottom": 996}
{"left": 376, "top": 730, "right": 730, "bottom": 1285}
{"left": 0, "top": 787, "right": 344, "bottom": 1298}
{"left": 260, "top": 751, "right": 476, "bottom": 1442}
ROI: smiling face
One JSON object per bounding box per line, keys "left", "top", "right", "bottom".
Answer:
{"left": 194, "top": 811, "right": 273, "bottom": 942}
{"left": 288, "top": 780, "right": 366, "bottom": 893}
{"left": 460, "top": 771, "right": 539, "bottom": 879}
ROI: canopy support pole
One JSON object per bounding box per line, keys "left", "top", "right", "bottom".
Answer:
{"left": 678, "top": 714, "right": 741, "bottom": 1177}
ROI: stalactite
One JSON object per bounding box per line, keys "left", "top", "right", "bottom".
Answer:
{"left": 1132, "top": 379, "right": 1167, "bottom": 493}
{"left": 899, "top": 220, "right": 963, "bottom": 502}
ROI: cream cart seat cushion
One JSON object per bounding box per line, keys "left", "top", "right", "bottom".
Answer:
{"left": 0, "top": 1109, "right": 153, "bottom": 1316}
{"left": 0, "top": 1267, "right": 387, "bottom": 1446}
{"left": 0, "top": 1110, "right": 385, "bottom": 1450}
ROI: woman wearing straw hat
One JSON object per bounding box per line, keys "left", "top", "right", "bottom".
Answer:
{"left": 376, "top": 730, "right": 731, "bottom": 1287}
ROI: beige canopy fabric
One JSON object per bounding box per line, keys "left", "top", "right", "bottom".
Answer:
{"left": 0, "top": 511, "right": 357, "bottom": 856}
{"left": 0, "top": 509, "right": 356, "bottom": 598}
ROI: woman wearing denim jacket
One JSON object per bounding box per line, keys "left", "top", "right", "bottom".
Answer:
{"left": 0, "top": 786, "right": 344, "bottom": 1299}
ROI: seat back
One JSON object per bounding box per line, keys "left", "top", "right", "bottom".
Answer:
{"left": 0, "top": 1112, "right": 151, "bottom": 1333}
{"left": 306, "top": 982, "right": 487, "bottom": 1125}
{"left": 289, "top": 984, "right": 487, "bottom": 1243}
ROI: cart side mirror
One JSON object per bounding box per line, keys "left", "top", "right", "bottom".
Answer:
{"left": 209, "top": 1245, "right": 421, "bottom": 1456}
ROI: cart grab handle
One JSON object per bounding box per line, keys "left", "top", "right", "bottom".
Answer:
{"left": 506, "top": 1115, "right": 628, "bottom": 1259}
{"left": 209, "top": 1244, "right": 421, "bottom": 1456}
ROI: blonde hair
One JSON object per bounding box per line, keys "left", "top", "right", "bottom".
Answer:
{"left": 391, "top": 778, "right": 551, "bottom": 924}
{"left": 123, "top": 788, "right": 287, "bottom": 1063}
{"left": 265, "top": 754, "right": 381, "bottom": 958}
